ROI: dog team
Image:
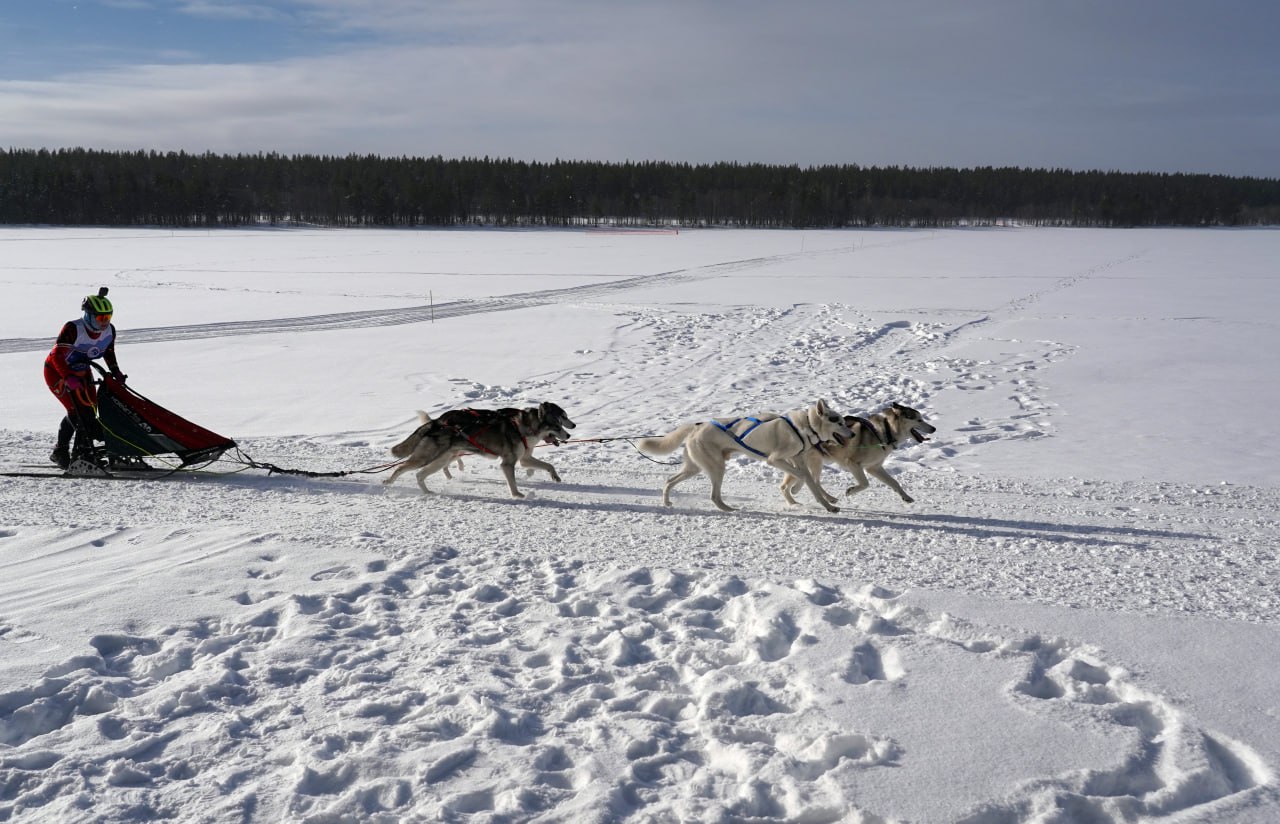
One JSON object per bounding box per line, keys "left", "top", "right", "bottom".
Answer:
{"left": 385, "top": 398, "right": 936, "bottom": 513}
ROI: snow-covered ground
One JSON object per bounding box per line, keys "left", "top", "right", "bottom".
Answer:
{"left": 1, "top": 226, "right": 1278, "bottom": 823}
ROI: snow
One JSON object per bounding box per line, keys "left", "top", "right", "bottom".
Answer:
{"left": 2, "top": 225, "right": 1278, "bottom": 822}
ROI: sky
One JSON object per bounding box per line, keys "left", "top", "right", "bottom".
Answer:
{"left": 0, "top": 0, "right": 1278, "bottom": 178}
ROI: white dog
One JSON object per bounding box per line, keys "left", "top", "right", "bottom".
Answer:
{"left": 781, "top": 402, "right": 935, "bottom": 506}
{"left": 637, "top": 400, "right": 853, "bottom": 512}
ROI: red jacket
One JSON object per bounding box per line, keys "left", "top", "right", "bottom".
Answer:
{"left": 44, "top": 319, "right": 121, "bottom": 379}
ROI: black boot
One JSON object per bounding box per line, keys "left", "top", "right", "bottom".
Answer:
{"left": 49, "top": 417, "right": 73, "bottom": 469}
{"left": 50, "top": 445, "right": 71, "bottom": 470}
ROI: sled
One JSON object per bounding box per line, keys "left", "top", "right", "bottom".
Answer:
{"left": 93, "top": 370, "right": 237, "bottom": 466}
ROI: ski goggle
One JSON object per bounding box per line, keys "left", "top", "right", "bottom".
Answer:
{"left": 93, "top": 312, "right": 112, "bottom": 325}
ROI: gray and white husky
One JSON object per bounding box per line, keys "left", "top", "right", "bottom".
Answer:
{"left": 637, "top": 400, "right": 853, "bottom": 512}
{"left": 384, "top": 403, "right": 575, "bottom": 497}
{"left": 781, "top": 402, "right": 935, "bottom": 506}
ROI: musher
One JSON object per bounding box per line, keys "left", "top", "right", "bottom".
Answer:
{"left": 43, "top": 288, "right": 128, "bottom": 471}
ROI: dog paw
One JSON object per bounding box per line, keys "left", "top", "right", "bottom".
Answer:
{"left": 901, "top": 495, "right": 914, "bottom": 504}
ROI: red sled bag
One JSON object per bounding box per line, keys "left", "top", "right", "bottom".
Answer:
{"left": 95, "top": 373, "right": 236, "bottom": 466}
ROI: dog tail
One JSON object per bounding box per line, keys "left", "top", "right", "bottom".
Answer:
{"left": 635, "top": 423, "right": 699, "bottom": 456}
{"left": 390, "top": 411, "right": 434, "bottom": 458}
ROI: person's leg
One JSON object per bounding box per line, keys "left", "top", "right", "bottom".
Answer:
{"left": 44, "top": 362, "right": 76, "bottom": 468}
{"left": 46, "top": 362, "right": 106, "bottom": 470}
{"left": 69, "top": 402, "right": 100, "bottom": 458}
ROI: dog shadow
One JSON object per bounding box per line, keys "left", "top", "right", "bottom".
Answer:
{"left": 841, "top": 508, "right": 1212, "bottom": 545}
{"left": 239, "top": 460, "right": 1219, "bottom": 552}
{"left": 373, "top": 473, "right": 1209, "bottom": 549}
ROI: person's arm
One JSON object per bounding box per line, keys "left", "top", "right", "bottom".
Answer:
{"left": 103, "top": 328, "right": 124, "bottom": 378}
{"left": 48, "top": 322, "right": 80, "bottom": 378}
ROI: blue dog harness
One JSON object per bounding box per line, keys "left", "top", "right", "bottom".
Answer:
{"left": 710, "top": 415, "right": 808, "bottom": 458}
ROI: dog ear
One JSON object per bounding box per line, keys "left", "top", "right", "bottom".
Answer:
{"left": 816, "top": 399, "right": 829, "bottom": 415}
{"left": 891, "top": 402, "right": 905, "bottom": 411}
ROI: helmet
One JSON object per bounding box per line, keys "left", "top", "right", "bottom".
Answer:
{"left": 82, "top": 291, "right": 113, "bottom": 315}
{"left": 81, "top": 287, "right": 113, "bottom": 332}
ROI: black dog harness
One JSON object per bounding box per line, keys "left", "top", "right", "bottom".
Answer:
{"left": 443, "top": 408, "right": 528, "bottom": 456}
{"left": 849, "top": 415, "right": 895, "bottom": 451}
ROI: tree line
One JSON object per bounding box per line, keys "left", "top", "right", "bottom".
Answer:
{"left": 2, "top": 147, "right": 1278, "bottom": 228}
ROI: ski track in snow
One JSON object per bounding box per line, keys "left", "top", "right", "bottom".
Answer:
{"left": 0, "top": 249, "right": 837, "bottom": 355}
{"left": 3, "top": 234, "right": 1279, "bottom": 821}
{"left": 0, "top": 231, "right": 936, "bottom": 355}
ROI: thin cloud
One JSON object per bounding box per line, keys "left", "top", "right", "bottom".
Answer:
{"left": 175, "top": 2, "right": 288, "bottom": 21}
{"left": 3, "top": 1, "right": 1277, "bottom": 176}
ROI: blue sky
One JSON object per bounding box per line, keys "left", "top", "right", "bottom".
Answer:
{"left": 1, "top": 0, "right": 1277, "bottom": 177}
